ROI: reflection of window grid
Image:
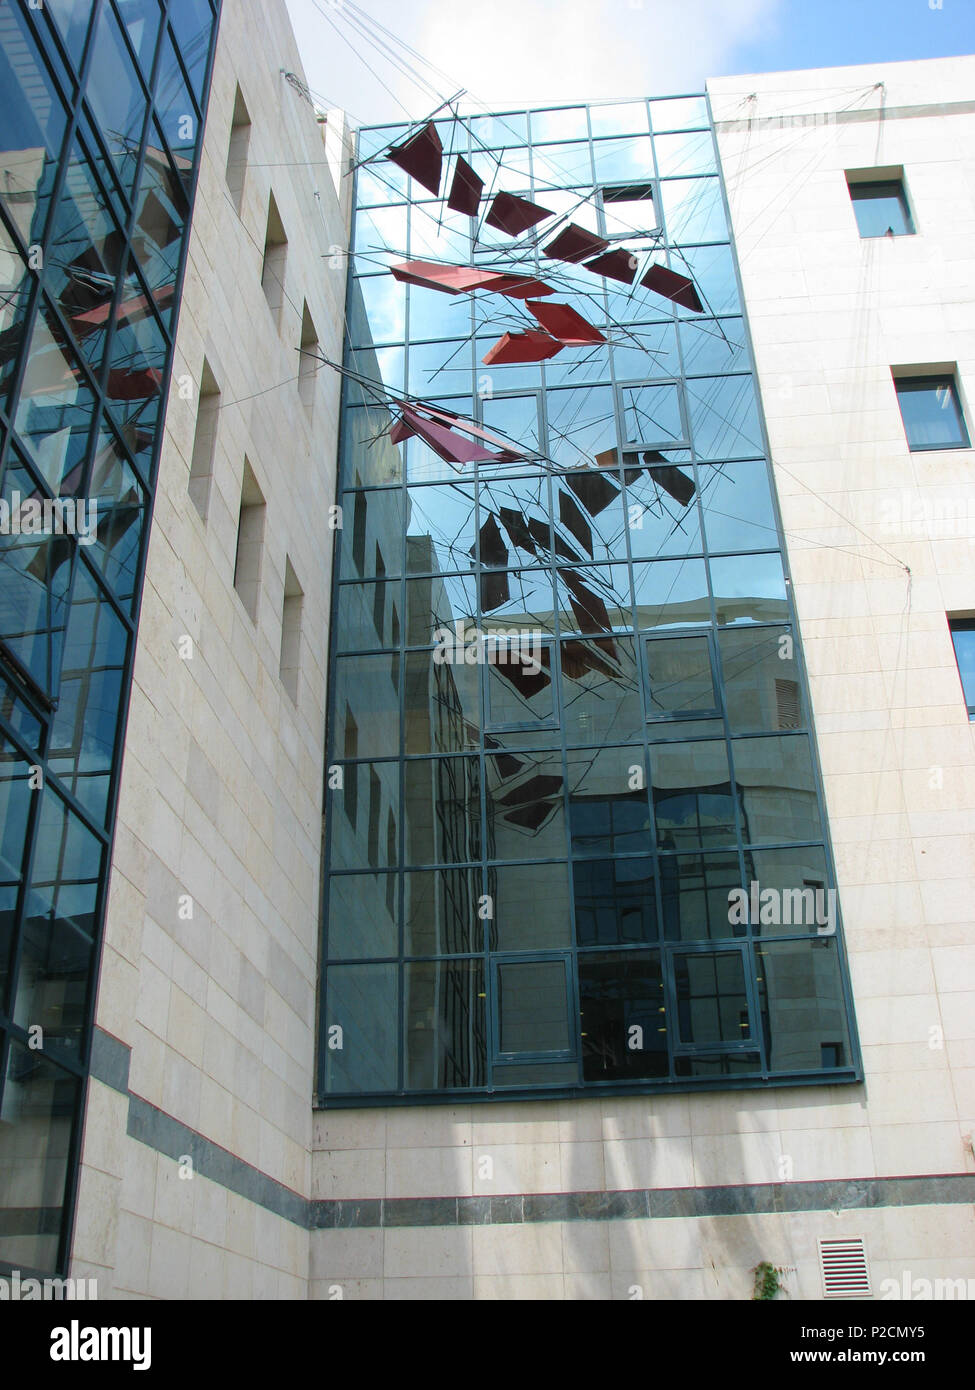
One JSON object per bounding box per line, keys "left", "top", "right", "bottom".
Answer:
{"left": 320, "top": 96, "right": 858, "bottom": 1103}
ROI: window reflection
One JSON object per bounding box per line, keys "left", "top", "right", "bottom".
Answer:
{"left": 651, "top": 739, "right": 737, "bottom": 851}
{"left": 674, "top": 949, "right": 750, "bottom": 1044}
{"left": 579, "top": 950, "right": 667, "bottom": 1079}
{"left": 0, "top": 1044, "right": 78, "bottom": 1271}
{"left": 567, "top": 745, "right": 651, "bottom": 857}
{"left": 405, "top": 959, "right": 487, "bottom": 1089}
{"left": 660, "top": 852, "right": 741, "bottom": 941}
{"left": 573, "top": 856, "right": 656, "bottom": 946}
{"left": 757, "top": 938, "right": 851, "bottom": 1070}
{"left": 404, "top": 867, "right": 480, "bottom": 954}
{"left": 403, "top": 756, "right": 480, "bottom": 866}
{"left": 732, "top": 735, "right": 823, "bottom": 846}
{"left": 85, "top": 3, "right": 148, "bottom": 197}
{"left": 497, "top": 958, "right": 571, "bottom": 1054}
{"left": 487, "top": 749, "right": 566, "bottom": 861}
{"left": 0, "top": 8, "right": 67, "bottom": 245}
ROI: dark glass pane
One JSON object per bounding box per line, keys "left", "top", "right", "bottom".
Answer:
{"left": 675, "top": 1051, "right": 761, "bottom": 1077}
{"left": 622, "top": 384, "right": 684, "bottom": 447}
{"left": 85, "top": 2, "right": 148, "bottom": 197}
{"left": 118, "top": 0, "right": 163, "bottom": 79}
{"left": 332, "top": 654, "right": 401, "bottom": 759}
{"left": 0, "top": 1044, "right": 78, "bottom": 1270}
{"left": 687, "top": 375, "right": 763, "bottom": 459}
{"left": 326, "top": 871, "right": 398, "bottom": 959}
{"left": 674, "top": 949, "right": 749, "bottom": 1044}
{"left": 131, "top": 131, "right": 190, "bottom": 294}
{"left": 660, "top": 851, "right": 742, "bottom": 942}
{"left": 492, "top": 861, "right": 571, "bottom": 950}
{"left": 660, "top": 177, "right": 727, "bottom": 244}
{"left": 403, "top": 756, "right": 480, "bottom": 866}
{"left": 340, "top": 487, "right": 403, "bottom": 583}
{"left": 15, "top": 788, "right": 102, "bottom": 1061}
{"left": 497, "top": 959, "right": 570, "bottom": 1054}
{"left": 733, "top": 735, "right": 823, "bottom": 846}
{"left": 47, "top": 0, "right": 94, "bottom": 67}
{"left": 611, "top": 322, "right": 680, "bottom": 380}
{"left": 710, "top": 553, "right": 788, "bottom": 625}
{"left": 579, "top": 950, "right": 667, "bottom": 1080}
{"left": 492, "top": 1060, "right": 579, "bottom": 1086}
{"left": 573, "top": 856, "right": 656, "bottom": 946}
{"left": 154, "top": 31, "right": 198, "bottom": 167}
{"left": 680, "top": 317, "right": 747, "bottom": 374}
{"left": 849, "top": 181, "right": 913, "bottom": 238}
{"left": 651, "top": 739, "right": 737, "bottom": 851}
{"left": 645, "top": 634, "right": 716, "bottom": 718}
{"left": 405, "top": 959, "right": 487, "bottom": 1089}
{"left": 545, "top": 386, "right": 615, "bottom": 469}
{"left": 623, "top": 462, "right": 701, "bottom": 561}
{"left": 167, "top": 0, "right": 213, "bottom": 100}
{"left": 485, "top": 640, "right": 555, "bottom": 729}
{"left": 481, "top": 394, "right": 542, "bottom": 458}
{"left": 719, "top": 625, "right": 805, "bottom": 732}
{"left": 405, "top": 649, "right": 480, "bottom": 754}
{"left": 14, "top": 297, "right": 97, "bottom": 488}
{"left": 350, "top": 274, "right": 406, "bottom": 346}
{"left": 758, "top": 938, "right": 851, "bottom": 1070}
{"left": 323, "top": 963, "right": 398, "bottom": 1093}
{"left": 0, "top": 223, "right": 32, "bottom": 409}
{"left": 744, "top": 845, "right": 832, "bottom": 935}
{"left": 328, "top": 761, "right": 400, "bottom": 873}
{"left": 633, "top": 556, "right": 710, "bottom": 629}
{"left": 406, "top": 482, "right": 475, "bottom": 574}
{"left": 895, "top": 378, "right": 968, "bottom": 450}
{"left": 0, "top": 7, "right": 68, "bottom": 244}
{"left": 342, "top": 402, "right": 405, "bottom": 489}
{"left": 673, "top": 244, "right": 739, "bottom": 315}
{"left": 487, "top": 749, "right": 566, "bottom": 862}
{"left": 336, "top": 580, "right": 403, "bottom": 652}
{"left": 478, "top": 473, "right": 551, "bottom": 566}
{"left": 567, "top": 745, "right": 651, "bottom": 858}
{"left": 86, "top": 424, "right": 148, "bottom": 611}
{"left": 0, "top": 738, "right": 32, "bottom": 997}
{"left": 104, "top": 257, "right": 169, "bottom": 434}
{"left": 49, "top": 564, "right": 127, "bottom": 824}
{"left": 47, "top": 140, "right": 126, "bottom": 377}
{"left": 0, "top": 455, "right": 74, "bottom": 695}
{"left": 950, "top": 622, "right": 975, "bottom": 714}
{"left": 404, "top": 867, "right": 480, "bottom": 954}
{"left": 406, "top": 573, "right": 477, "bottom": 645}
{"left": 699, "top": 459, "right": 777, "bottom": 553}
{"left": 560, "top": 635, "right": 643, "bottom": 745}
{"left": 557, "top": 563, "right": 631, "bottom": 635}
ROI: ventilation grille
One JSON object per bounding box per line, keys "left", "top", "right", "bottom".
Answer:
{"left": 819, "top": 1237, "right": 871, "bottom": 1298}
{"left": 775, "top": 678, "right": 801, "bottom": 729}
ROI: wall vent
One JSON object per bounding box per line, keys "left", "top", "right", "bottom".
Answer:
{"left": 818, "top": 1236, "right": 871, "bottom": 1298}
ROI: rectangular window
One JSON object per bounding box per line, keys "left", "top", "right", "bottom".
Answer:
{"left": 261, "top": 192, "right": 288, "bottom": 327}
{"left": 894, "top": 372, "right": 969, "bottom": 451}
{"left": 948, "top": 618, "right": 975, "bottom": 719}
{"left": 846, "top": 169, "right": 914, "bottom": 237}
{"left": 188, "top": 357, "right": 219, "bottom": 520}
{"left": 367, "top": 768, "right": 381, "bottom": 867}
{"left": 299, "top": 301, "right": 319, "bottom": 418}
{"left": 225, "top": 84, "right": 251, "bottom": 213}
{"left": 343, "top": 708, "right": 358, "bottom": 827}
{"left": 233, "top": 458, "right": 265, "bottom": 621}
{"left": 279, "top": 557, "right": 303, "bottom": 703}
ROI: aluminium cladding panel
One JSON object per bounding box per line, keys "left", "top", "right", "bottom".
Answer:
{"left": 0, "top": 0, "right": 221, "bottom": 1276}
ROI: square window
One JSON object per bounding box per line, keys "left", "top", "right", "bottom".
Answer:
{"left": 894, "top": 374, "right": 969, "bottom": 451}
{"left": 948, "top": 618, "right": 975, "bottom": 719}
{"left": 847, "top": 176, "right": 914, "bottom": 237}
{"left": 496, "top": 958, "right": 572, "bottom": 1056}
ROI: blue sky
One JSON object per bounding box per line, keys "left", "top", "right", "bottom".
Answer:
{"left": 285, "top": 0, "right": 974, "bottom": 126}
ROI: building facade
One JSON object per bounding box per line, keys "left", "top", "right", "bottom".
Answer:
{"left": 0, "top": 0, "right": 973, "bottom": 1299}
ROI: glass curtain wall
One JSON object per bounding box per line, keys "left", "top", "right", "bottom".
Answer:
{"left": 0, "top": 0, "right": 219, "bottom": 1273}
{"left": 320, "top": 97, "right": 860, "bottom": 1103}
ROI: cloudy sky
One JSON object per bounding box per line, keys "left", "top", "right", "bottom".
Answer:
{"left": 285, "top": 0, "right": 973, "bottom": 127}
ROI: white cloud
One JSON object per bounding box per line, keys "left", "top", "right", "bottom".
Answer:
{"left": 287, "top": 0, "right": 784, "bottom": 126}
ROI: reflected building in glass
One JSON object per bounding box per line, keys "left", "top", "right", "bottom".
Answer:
{"left": 0, "top": 0, "right": 218, "bottom": 1274}
{"left": 321, "top": 95, "right": 860, "bottom": 1103}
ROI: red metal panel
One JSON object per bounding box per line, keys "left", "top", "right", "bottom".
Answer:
{"left": 485, "top": 192, "right": 553, "bottom": 236}
{"left": 481, "top": 330, "right": 564, "bottom": 365}
{"left": 543, "top": 223, "right": 609, "bottom": 264}
{"left": 583, "top": 248, "right": 638, "bottom": 284}
{"left": 640, "top": 263, "right": 704, "bottom": 312}
{"left": 526, "top": 299, "right": 605, "bottom": 345}
{"left": 387, "top": 121, "right": 443, "bottom": 196}
{"left": 391, "top": 259, "right": 499, "bottom": 293}
{"left": 447, "top": 155, "right": 483, "bottom": 216}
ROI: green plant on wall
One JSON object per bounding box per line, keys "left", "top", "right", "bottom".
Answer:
{"left": 752, "top": 1261, "right": 785, "bottom": 1300}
